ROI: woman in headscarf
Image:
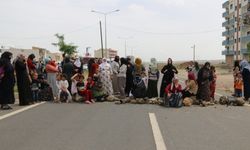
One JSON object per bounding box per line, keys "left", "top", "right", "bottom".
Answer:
{"left": 117, "top": 57, "right": 127, "bottom": 99}
{"left": 125, "top": 57, "right": 134, "bottom": 97}
{"left": 27, "top": 54, "right": 36, "bottom": 74}
{"left": 99, "top": 58, "right": 113, "bottom": 95}
{"left": 111, "top": 56, "right": 120, "bottom": 95}
{"left": 196, "top": 62, "right": 212, "bottom": 103}
{"left": 46, "top": 59, "right": 58, "bottom": 99}
{"left": 182, "top": 73, "right": 197, "bottom": 99}
{"left": 62, "top": 57, "right": 74, "bottom": 93}
{"left": 160, "top": 58, "right": 178, "bottom": 97}
{"left": 74, "top": 57, "right": 83, "bottom": 74}
{"left": 15, "top": 54, "right": 33, "bottom": 106}
{"left": 147, "top": 58, "right": 159, "bottom": 98}
{"left": 0, "top": 52, "right": 15, "bottom": 109}
{"left": 133, "top": 58, "right": 146, "bottom": 77}
{"left": 240, "top": 60, "right": 250, "bottom": 101}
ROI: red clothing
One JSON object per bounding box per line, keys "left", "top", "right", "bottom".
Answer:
{"left": 210, "top": 72, "right": 217, "bottom": 99}
{"left": 86, "top": 81, "right": 95, "bottom": 90}
{"left": 89, "top": 63, "right": 99, "bottom": 78}
{"left": 46, "top": 63, "right": 58, "bottom": 73}
{"left": 165, "top": 84, "right": 182, "bottom": 94}
{"left": 79, "top": 89, "right": 92, "bottom": 101}
{"left": 27, "top": 58, "right": 36, "bottom": 71}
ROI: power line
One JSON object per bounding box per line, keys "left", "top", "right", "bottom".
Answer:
{"left": 0, "top": 23, "right": 98, "bottom": 40}
{"left": 111, "top": 25, "right": 221, "bottom": 35}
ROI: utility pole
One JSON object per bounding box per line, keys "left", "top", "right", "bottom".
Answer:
{"left": 99, "top": 21, "right": 104, "bottom": 58}
{"left": 92, "top": 9, "right": 120, "bottom": 52}
{"left": 191, "top": 44, "right": 196, "bottom": 62}
{"left": 236, "top": 0, "right": 240, "bottom": 60}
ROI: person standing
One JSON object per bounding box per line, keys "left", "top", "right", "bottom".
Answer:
{"left": 117, "top": 58, "right": 127, "bottom": 99}
{"left": 46, "top": 60, "right": 59, "bottom": 98}
{"left": 0, "top": 52, "right": 15, "bottom": 109}
{"left": 15, "top": 54, "right": 33, "bottom": 106}
{"left": 240, "top": 60, "right": 250, "bottom": 101}
{"left": 125, "top": 57, "right": 134, "bottom": 97}
{"left": 111, "top": 56, "right": 120, "bottom": 95}
{"left": 160, "top": 58, "right": 178, "bottom": 97}
{"left": 233, "top": 60, "right": 241, "bottom": 96}
{"left": 62, "top": 57, "right": 74, "bottom": 93}
{"left": 99, "top": 58, "right": 113, "bottom": 96}
{"left": 27, "top": 54, "right": 36, "bottom": 74}
{"left": 209, "top": 66, "right": 217, "bottom": 101}
{"left": 196, "top": 62, "right": 212, "bottom": 103}
{"left": 147, "top": 58, "right": 159, "bottom": 98}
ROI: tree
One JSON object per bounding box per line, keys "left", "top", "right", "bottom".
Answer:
{"left": 52, "top": 34, "right": 77, "bottom": 56}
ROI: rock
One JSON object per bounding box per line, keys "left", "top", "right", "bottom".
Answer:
{"left": 183, "top": 98, "right": 193, "bottom": 107}
{"left": 236, "top": 98, "right": 245, "bottom": 106}
{"left": 219, "top": 96, "right": 228, "bottom": 105}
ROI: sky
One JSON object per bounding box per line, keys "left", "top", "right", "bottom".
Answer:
{"left": 0, "top": 0, "right": 225, "bottom": 61}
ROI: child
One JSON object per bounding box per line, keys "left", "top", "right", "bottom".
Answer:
{"left": 37, "top": 74, "right": 54, "bottom": 101}
{"left": 77, "top": 75, "right": 94, "bottom": 104}
{"left": 30, "top": 72, "right": 40, "bottom": 102}
{"left": 210, "top": 66, "right": 217, "bottom": 101}
{"left": 58, "top": 74, "right": 72, "bottom": 103}
{"left": 234, "top": 73, "right": 243, "bottom": 97}
{"left": 71, "top": 73, "right": 80, "bottom": 101}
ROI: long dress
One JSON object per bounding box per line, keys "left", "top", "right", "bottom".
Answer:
{"left": 160, "top": 64, "right": 178, "bottom": 97}
{"left": 15, "top": 59, "right": 32, "bottom": 105}
{"left": 0, "top": 59, "right": 15, "bottom": 105}
{"left": 111, "top": 61, "right": 120, "bottom": 94}
{"left": 62, "top": 62, "right": 74, "bottom": 93}
{"left": 99, "top": 62, "right": 113, "bottom": 95}
{"left": 125, "top": 62, "right": 134, "bottom": 96}
{"left": 46, "top": 63, "right": 58, "bottom": 97}
{"left": 147, "top": 65, "right": 159, "bottom": 98}
{"left": 242, "top": 68, "right": 250, "bottom": 100}
{"left": 196, "top": 67, "right": 212, "bottom": 101}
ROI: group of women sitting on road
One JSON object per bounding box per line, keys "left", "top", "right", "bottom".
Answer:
{"left": 0, "top": 51, "right": 250, "bottom": 109}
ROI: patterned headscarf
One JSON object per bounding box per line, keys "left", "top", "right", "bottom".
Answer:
{"left": 240, "top": 60, "right": 250, "bottom": 72}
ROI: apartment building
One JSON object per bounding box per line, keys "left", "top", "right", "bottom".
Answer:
{"left": 94, "top": 48, "right": 118, "bottom": 59}
{"left": 222, "top": 0, "right": 250, "bottom": 65}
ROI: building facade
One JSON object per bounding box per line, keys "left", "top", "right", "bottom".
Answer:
{"left": 0, "top": 46, "right": 62, "bottom": 62}
{"left": 94, "top": 48, "right": 118, "bottom": 59}
{"left": 222, "top": 0, "right": 250, "bottom": 65}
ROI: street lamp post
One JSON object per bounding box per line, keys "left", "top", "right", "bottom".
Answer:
{"left": 191, "top": 44, "right": 196, "bottom": 62}
{"left": 91, "top": 9, "right": 120, "bottom": 51}
{"left": 118, "top": 36, "right": 133, "bottom": 57}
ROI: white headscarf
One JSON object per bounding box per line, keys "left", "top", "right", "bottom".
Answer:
{"left": 74, "top": 58, "right": 81, "bottom": 68}
{"left": 240, "top": 60, "right": 250, "bottom": 72}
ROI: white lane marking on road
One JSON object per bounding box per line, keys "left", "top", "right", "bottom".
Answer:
{"left": 0, "top": 102, "right": 46, "bottom": 121}
{"left": 149, "top": 113, "right": 167, "bottom": 150}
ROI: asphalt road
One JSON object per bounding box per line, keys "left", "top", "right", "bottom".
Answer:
{"left": 0, "top": 102, "right": 250, "bottom": 150}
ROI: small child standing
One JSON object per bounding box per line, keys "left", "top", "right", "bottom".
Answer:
{"left": 210, "top": 66, "right": 217, "bottom": 101}
{"left": 234, "top": 73, "right": 243, "bottom": 97}
{"left": 71, "top": 73, "right": 80, "bottom": 101}
{"left": 58, "top": 74, "right": 72, "bottom": 103}
{"left": 31, "top": 72, "right": 40, "bottom": 103}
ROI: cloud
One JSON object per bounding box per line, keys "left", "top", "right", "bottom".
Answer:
{"left": 153, "top": 0, "right": 185, "bottom": 7}
{"left": 127, "top": 4, "right": 157, "bottom": 17}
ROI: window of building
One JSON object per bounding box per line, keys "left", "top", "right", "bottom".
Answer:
{"left": 230, "top": 4, "right": 233, "bottom": 9}
{"left": 247, "top": 31, "right": 250, "bottom": 35}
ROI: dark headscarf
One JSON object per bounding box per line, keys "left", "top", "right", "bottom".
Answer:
{"left": 114, "top": 56, "right": 120, "bottom": 63}
{"left": 28, "top": 54, "right": 35, "bottom": 60}
{"left": 1, "top": 51, "right": 12, "bottom": 63}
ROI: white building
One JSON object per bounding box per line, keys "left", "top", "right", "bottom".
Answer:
{"left": 0, "top": 46, "right": 62, "bottom": 62}
{"left": 222, "top": 0, "right": 250, "bottom": 65}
